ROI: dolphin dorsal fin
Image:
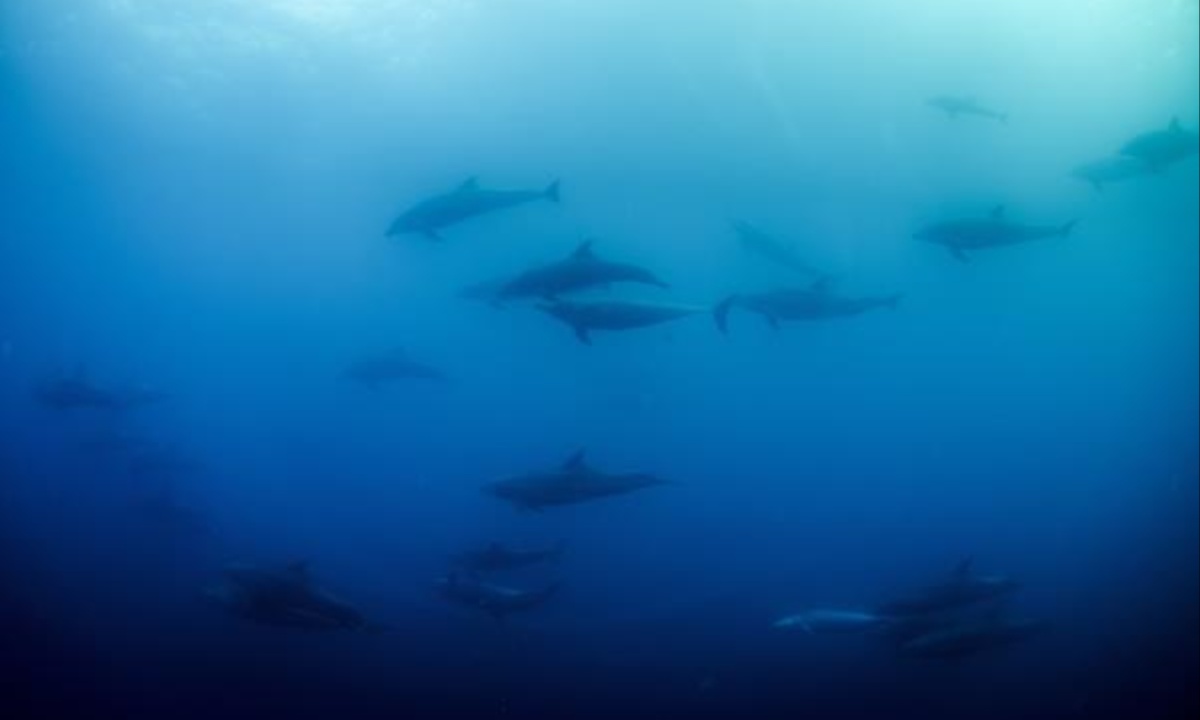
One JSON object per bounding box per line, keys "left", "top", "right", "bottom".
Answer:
{"left": 952, "top": 556, "right": 973, "bottom": 578}
{"left": 570, "top": 239, "right": 596, "bottom": 259}
{"left": 1169, "top": 116, "right": 1181, "bottom": 133}
{"left": 562, "top": 448, "right": 588, "bottom": 472}
{"left": 457, "top": 176, "right": 480, "bottom": 192}
{"left": 990, "top": 205, "right": 1006, "bottom": 220}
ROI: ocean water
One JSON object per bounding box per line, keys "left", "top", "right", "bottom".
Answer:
{"left": 1, "top": 2, "right": 1197, "bottom": 719}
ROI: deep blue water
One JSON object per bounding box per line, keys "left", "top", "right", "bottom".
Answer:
{"left": 1, "top": 2, "right": 1197, "bottom": 719}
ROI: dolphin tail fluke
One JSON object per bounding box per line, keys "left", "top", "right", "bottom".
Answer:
{"left": 713, "top": 296, "right": 738, "bottom": 335}
{"left": 1059, "top": 220, "right": 1078, "bottom": 237}
{"left": 544, "top": 180, "right": 561, "bottom": 204}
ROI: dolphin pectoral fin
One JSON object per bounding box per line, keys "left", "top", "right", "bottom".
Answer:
{"left": 423, "top": 229, "right": 444, "bottom": 242}
{"left": 949, "top": 247, "right": 970, "bottom": 263}
{"left": 457, "top": 176, "right": 480, "bottom": 192}
{"left": 762, "top": 312, "right": 780, "bottom": 331}
{"left": 572, "top": 325, "right": 592, "bottom": 345}
{"left": 713, "top": 297, "right": 736, "bottom": 335}
{"left": 1059, "top": 220, "right": 1078, "bottom": 237}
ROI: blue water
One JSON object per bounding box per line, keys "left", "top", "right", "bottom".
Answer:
{"left": 1, "top": 2, "right": 1197, "bottom": 719}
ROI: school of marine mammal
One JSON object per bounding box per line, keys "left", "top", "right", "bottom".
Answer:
{"left": 28, "top": 101, "right": 1197, "bottom": 663}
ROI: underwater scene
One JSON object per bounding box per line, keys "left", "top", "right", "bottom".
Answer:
{"left": 1, "top": 1, "right": 1197, "bottom": 718}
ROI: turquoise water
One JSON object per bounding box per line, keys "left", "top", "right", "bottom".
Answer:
{"left": 1, "top": 2, "right": 1197, "bottom": 718}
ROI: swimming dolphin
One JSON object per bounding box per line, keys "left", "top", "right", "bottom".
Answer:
{"left": 914, "top": 206, "right": 1076, "bottom": 262}
{"left": 343, "top": 348, "right": 446, "bottom": 388}
{"left": 713, "top": 280, "right": 901, "bottom": 334}
{"left": 926, "top": 95, "right": 1008, "bottom": 123}
{"left": 205, "top": 561, "right": 384, "bottom": 633}
{"left": 484, "top": 449, "right": 668, "bottom": 510}
{"left": 773, "top": 608, "right": 890, "bottom": 635}
{"left": 1120, "top": 117, "right": 1199, "bottom": 171}
{"left": 386, "top": 177, "right": 560, "bottom": 241}
{"left": 453, "top": 540, "right": 566, "bottom": 573}
{"left": 496, "top": 240, "right": 668, "bottom": 302}
{"left": 731, "top": 220, "right": 826, "bottom": 277}
{"left": 876, "top": 557, "right": 1021, "bottom": 618}
{"left": 1071, "top": 155, "right": 1151, "bottom": 191}
{"left": 536, "top": 299, "right": 703, "bottom": 344}
{"left": 899, "top": 616, "right": 1044, "bottom": 659}
{"left": 34, "top": 372, "right": 166, "bottom": 411}
{"left": 435, "top": 572, "right": 560, "bottom": 620}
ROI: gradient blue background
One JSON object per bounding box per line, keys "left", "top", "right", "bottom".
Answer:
{"left": 1, "top": 2, "right": 1197, "bottom": 718}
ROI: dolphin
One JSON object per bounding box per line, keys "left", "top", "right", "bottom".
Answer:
{"left": 343, "top": 348, "right": 446, "bottom": 388}
{"left": 713, "top": 280, "right": 901, "bottom": 334}
{"left": 536, "top": 299, "right": 703, "bottom": 344}
{"left": 453, "top": 540, "right": 566, "bottom": 573}
{"left": 926, "top": 95, "right": 1008, "bottom": 123}
{"left": 496, "top": 240, "right": 668, "bottom": 302}
{"left": 34, "top": 372, "right": 166, "bottom": 411}
{"left": 1071, "top": 155, "right": 1151, "bottom": 191}
{"left": 205, "top": 561, "right": 384, "bottom": 633}
{"left": 386, "top": 177, "right": 560, "bottom": 241}
{"left": 435, "top": 572, "right": 560, "bottom": 620}
{"left": 876, "top": 557, "right": 1021, "bottom": 618}
{"left": 914, "top": 205, "right": 1076, "bottom": 262}
{"left": 731, "top": 220, "right": 826, "bottom": 278}
{"left": 1120, "top": 117, "right": 1199, "bottom": 171}
{"left": 899, "top": 616, "right": 1044, "bottom": 659}
{"left": 773, "top": 608, "right": 890, "bottom": 635}
{"left": 484, "top": 449, "right": 667, "bottom": 510}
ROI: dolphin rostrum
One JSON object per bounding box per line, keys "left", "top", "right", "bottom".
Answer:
{"left": 386, "top": 177, "right": 560, "bottom": 241}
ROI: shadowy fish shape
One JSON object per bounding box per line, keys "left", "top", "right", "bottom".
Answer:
{"left": 343, "top": 348, "right": 447, "bottom": 388}
{"left": 484, "top": 449, "right": 668, "bottom": 510}
{"left": 914, "top": 205, "right": 1076, "bottom": 262}
{"left": 386, "top": 176, "right": 560, "bottom": 241}
{"left": 926, "top": 95, "right": 1008, "bottom": 123}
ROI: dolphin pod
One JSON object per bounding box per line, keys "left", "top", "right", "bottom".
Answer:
{"left": 774, "top": 558, "right": 1043, "bottom": 660}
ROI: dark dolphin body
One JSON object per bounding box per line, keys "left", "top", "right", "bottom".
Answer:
{"left": 536, "top": 299, "right": 703, "bottom": 344}
{"left": 206, "top": 561, "right": 382, "bottom": 633}
{"left": 34, "top": 375, "right": 166, "bottom": 411}
{"left": 714, "top": 281, "right": 900, "bottom": 334}
{"left": 484, "top": 449, "right": 667, "bottom": 510}
{"left": 454, "top": 541, "right": 566, "bottom": 573}
{"left": 1120, "top": 117, "right": 1199, "bottom": 171}
{"left": 497, "top": 240, "right": 668, "bottom": 302}
{"left": 899, "top": 617, "right": 1045, "bottom": 659}
{"left": 386, "top": 177, "right": 560, "bottom": 241}
{"left": 731, "top": 220, "right": 825, "bottom": 277}
{"left": 926, "top": 95, "right": 1008, "bottom": 123}
{"left": 343, "top": 348, "right": 446, "bottom": 388}
{"left": 1071, "top": 155, "right": 1151, "bottom": 191}
{"left": 915, "top": 205, "right": 1076, "bottom": 262}
{"left": 876, "top": 558, "right": 1021, "bottom": 618}
{"left": 436, "top": 572, "right": 560, "bottom": 620}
